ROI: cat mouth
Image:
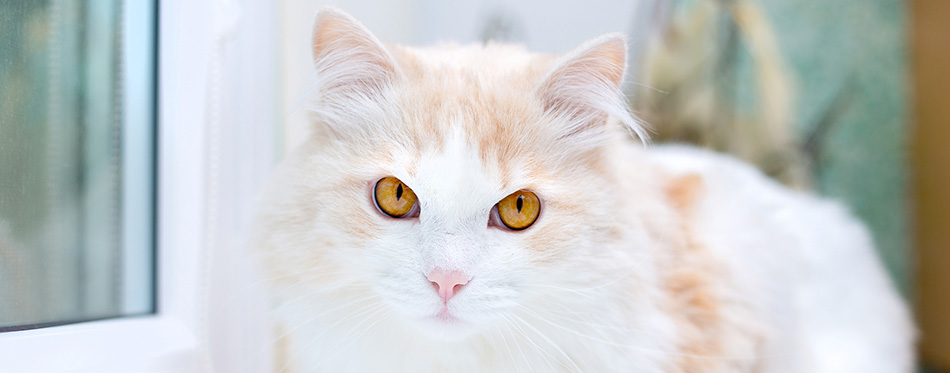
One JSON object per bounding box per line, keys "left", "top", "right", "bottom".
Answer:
{"left": 415, "top": 307, "right": 481, "bottom": 341}
{"left": 435, "top": 307, "right": 460, "bottom": 323}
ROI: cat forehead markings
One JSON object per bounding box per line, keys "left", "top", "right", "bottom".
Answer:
{"left": 412, "top": 128, "right": 505, "bottom": 215}
{"left": 390, "top": 45, "right": 556, "bottom": 191}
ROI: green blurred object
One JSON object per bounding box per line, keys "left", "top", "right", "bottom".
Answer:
{"left": 633, "top": 0, "right": 910, "bottom": 294}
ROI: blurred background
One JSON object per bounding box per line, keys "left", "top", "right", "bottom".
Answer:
{"left": 0, "top": 0, "right": 947, "bottom": 371}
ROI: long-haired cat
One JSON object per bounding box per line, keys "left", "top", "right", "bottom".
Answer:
{"left": 252, "top": 8, "right": 914, "bottom": 372}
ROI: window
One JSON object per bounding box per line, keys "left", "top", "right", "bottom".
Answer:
{"left": 0, "top": 0, "right": 208, "bottom": 369}
{"left": 0, "top": 1, "right": 278, "bottom": 370}
{"left": 0, "top": 0, "right": 155, "bottom": 331}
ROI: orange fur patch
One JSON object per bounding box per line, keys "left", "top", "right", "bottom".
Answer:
{"left": 387, "top": 43, "right": 566, "bottom": 186}
{"left": 659, "top": 173, "right": 729, "bottom": 372}
{"left": 273, "top": 322, "right": 294, "bottom": 372}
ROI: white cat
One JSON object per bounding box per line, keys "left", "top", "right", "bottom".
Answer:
{"left": 251, "top": 8, "right": 914, "bottom": 372}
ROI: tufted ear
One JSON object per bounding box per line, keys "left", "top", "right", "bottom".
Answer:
{"left": 537, "top": 33, "right": 646, "bottom": 141}
{"left": 311, "top": 8, "right": 398, "bottom": 103}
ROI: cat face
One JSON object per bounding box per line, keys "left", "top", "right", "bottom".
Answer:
{"left": 256, "top": 9, "right": 645, "bottom": 341}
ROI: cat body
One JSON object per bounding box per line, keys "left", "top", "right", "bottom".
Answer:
{"left": 252, "top": 9, "right": 913, "bottom": 372}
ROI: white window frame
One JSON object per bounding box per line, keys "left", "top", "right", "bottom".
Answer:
{"left": 0, "top": 1, "right": 278, "bottom": 371}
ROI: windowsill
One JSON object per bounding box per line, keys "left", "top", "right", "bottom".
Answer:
{"left": 0, "top": 315, "right": 201, "bottom": 372}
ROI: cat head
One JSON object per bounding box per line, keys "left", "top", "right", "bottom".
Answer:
{"left": 257, "top": 8, "right": 648, "bottom": 341}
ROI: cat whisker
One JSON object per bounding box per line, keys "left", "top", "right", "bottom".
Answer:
{"left": 503, "top": 314, "right": 563, "bottom": 372}
{"left": 513, "top": 304, "right": 658, "bottom": 344}
{"left": 498, "top": 317, "right": 533, "bottom": 372}
{"left": 510, "top": 313, "right": 583, "bottom": 372}
{"left": 521, "top": 284, "right": 600, "bottom": 300}
{"left": 267, "top": 292, "right": 381, "bottom": 368}
{"left": 515, "top": 305, "right": 794, "bottom": 361}
{"left": 490, "top": 322, "right": 518, "bottom": 371}
{"left": 319, "top": 305, "right": 389, "bottom": 360}
{"left": 500, "top": 315, "right": 541, "bottom": 373}
{"left": 558, "top": 245, "right": 663, "bottom": 294}
{"left": 514, "top": 304, "right": 680, "bottom": 356}
{"left": 518, "top": 243, "right": 662, "bottom": 301}
{"left": 271, "top": 279, "right": 376, "bottom": 313}
{"left": 278, "top": 301, "right": 387, "bottom": 372}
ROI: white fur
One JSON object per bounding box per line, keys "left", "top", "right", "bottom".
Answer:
{"left": 254, "top": 140, "right": 913, "bottom": 372}
{"left": 647, "top": 145, "right": 915, "bottom": 372}
{"left": 250, "top": 8, "right": 914, "bottom": 372}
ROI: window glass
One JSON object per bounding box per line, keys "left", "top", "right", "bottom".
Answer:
{"left": 0, "top": 0, "right": 155, "bottom": 331}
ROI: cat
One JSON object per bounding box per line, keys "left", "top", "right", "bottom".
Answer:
{"left": 251, "top": 8, "right": 915, "bottom": 372}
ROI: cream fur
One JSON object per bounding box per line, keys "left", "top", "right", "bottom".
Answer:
{"left": 251, "top": 8, "right": 914, "bottom": 372}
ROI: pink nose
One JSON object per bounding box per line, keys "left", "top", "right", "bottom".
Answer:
{"left": 426, "top": 269, "right": 470, "bottom": 302}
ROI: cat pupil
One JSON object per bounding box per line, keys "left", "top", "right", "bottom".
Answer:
{"left": 516, "top": 195, "right": 523, "bottom": 213}
{"left": 396, "top": 184, "right": 403, "bottom": 201}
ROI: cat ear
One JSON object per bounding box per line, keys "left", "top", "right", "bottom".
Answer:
{"left": 311, "top": 8, "right": 398, "bottom": 102}
{"left": 537, "top": 34, "right": 647, "bottom": 141}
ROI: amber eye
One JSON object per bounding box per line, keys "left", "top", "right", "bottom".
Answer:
{"left": 374, "top": 177, "right": 418, "bottom": 218}
{"left": 496, "top": 190, "right": 541, "bottom": 230}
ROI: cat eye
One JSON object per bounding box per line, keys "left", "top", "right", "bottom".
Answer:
{"left": 495, "top": 190, "right": 541, "bottom": 230}
{"left": 374, "top": 177, "right": 418, "bottom": 218}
